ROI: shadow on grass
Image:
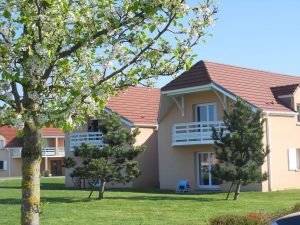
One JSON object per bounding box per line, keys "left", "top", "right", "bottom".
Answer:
{"left": 104, "top": 195, "right": 222, "bottom": 202}
{"left": 0, "top": 194, "right": 222, "bottom": 205}
{"left": 0, "top": 182, "right": 67, "bottom": 190}
{"left": 0, "top": 197, "right": 93, "bottom": 205}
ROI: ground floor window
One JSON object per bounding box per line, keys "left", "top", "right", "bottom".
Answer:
{"left": 0, "top": 160, "right": 7, "bottom": 170}
{"left": 288, "top": 148, "right": 300, "bottom": 171}
{"left": 197, "top": 152, "right": 220, "bottom": 189}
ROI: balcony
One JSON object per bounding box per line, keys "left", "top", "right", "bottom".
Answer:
{"left": 9, "top": 147, "right": 65, "bottom": 158}
{"left": 172, "top": 121, "right": 227, "bottom": 146}
{"left": 70, "top": 132, "right": 104, "bottom": 151}
{"left": 41, "top": 147, "right": 65, "bottom": 157}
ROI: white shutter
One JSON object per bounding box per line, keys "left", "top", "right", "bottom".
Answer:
{"left": 3, "top": 160, "right": 8, "bottom": 171}
{"left": 288, "top": 148, "right": 297, "bottom": 171}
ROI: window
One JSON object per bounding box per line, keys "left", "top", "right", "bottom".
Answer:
{"left": 197, "top": 152, "right": 220, "bottom": 188}
{"left": 0, "top": 160, "right": 7, "bottom": 170}
{"left": 88, "top": 119, "right": 100, "bottom": 132}
{"left": 288, "top": 148, "right": 300, "bottom": 171}
{"left": 297, "top": 105, "right": 300, "bottom": 122}
{"left": 0, "top": 135, "right": 5, "bottom": 149}
{"left": 196, "top": 104, "right": 217, "bottom": 122}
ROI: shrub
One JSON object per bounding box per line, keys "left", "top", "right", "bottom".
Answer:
{"left": 209, "top": 202, "right": 300, "bottom": 225}
{"left": 210, "top": 214, "right": 268, "bottom": 225}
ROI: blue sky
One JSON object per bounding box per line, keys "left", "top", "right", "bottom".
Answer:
{"left": 156, "top": 0, "right": 300, "bottom": 87}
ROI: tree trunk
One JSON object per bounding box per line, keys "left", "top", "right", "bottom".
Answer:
{"left": 98, "top": 180, "right": 106, "bottom": 199}
{"left": 21, "top": 122, "right": 41, "bottom": 225}
{"left": 88, "top": 180, "right": 98, "bottom": 199}
{"left": 233, "top": 182, "right": 241, "bottom": 201}
{"left": 226, "top": 182, "right": 234, "bottom": 200}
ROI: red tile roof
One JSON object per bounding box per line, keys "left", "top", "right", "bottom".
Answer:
{"left": 162, "top": 61, "right": 300, "bottom": 112}
{"left": 0, "top": 126, "right": 22, "bottom": 147}
{"left": 106, "top": 87, "right": 160, "bottom": 125}
{"left": 0, "top": 126, "right": 64, "bottom": 148}
{"left": 41, "top": 128, "right": 64, "bottom": 137}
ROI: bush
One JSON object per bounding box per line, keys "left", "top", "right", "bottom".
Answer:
{"left": 210, "top": 214, "right": 268, "bottom": 225}
{"left": 209, "top": 203, "right": 300, "bottom": 225}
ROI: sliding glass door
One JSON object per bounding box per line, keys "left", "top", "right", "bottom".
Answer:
{"left": 197, "top": 152, "right": 220, "bottom": 189}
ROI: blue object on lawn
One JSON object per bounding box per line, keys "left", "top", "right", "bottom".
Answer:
{"left": 176, "top": 180, "right": 190, "bottom": 193}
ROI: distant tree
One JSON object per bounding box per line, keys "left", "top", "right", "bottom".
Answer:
{"left": 212, "top": 98, "right": 269, "bottom": 200}
{"left": 65, "top": 113, "right": 144, "bottom": 199}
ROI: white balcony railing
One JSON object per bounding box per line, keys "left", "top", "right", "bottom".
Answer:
{"left": 9, "top": 147, "right": 65, "bottom": 158}
{"left": 172, "top": 121, "right": 227, "bottom": 146}
{"left": 10, "top": 148, "right": 23, "bottom": 158}
{"left": 41, "top": 147, "right": 65, "bottom": 157}
{"left": 70, "top": 132, "right": 104, "bottom": 151}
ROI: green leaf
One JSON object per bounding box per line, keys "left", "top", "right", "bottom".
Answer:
{"left": 149, "top": 25, "right": 156, "bottom": 33}
{"left": 148, "top": 51, "right": 157, "bottom": 58}
{"left": 3, "top": 10, "right": 11, "bottom": 19}
{"left": 44, "top": 0, "right": 52, "bottom": 4}
{"left": 28, "top": 48, "right": 34, "bottom": 56}
{"left": 185, "top": 58, "right": 192, "bottom": 71}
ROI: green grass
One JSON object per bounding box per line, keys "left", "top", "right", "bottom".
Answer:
{"left": 1, "top": 178, "right": 300, "bottom": 225}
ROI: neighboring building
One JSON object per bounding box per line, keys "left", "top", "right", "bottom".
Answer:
{"left": 65, "top": 87, "right": 160, "bottom": 188}
{"left": 158, "top": 60, "right": 300, "bottom": 192}
{"left": 0, "top": 126, "right": 65, "bottom": 177}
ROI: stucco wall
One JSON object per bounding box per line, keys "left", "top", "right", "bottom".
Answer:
{"left": 159, "top": 90, "right": 229, "bottom": 190}
{"left": 132, "top": 127, "right": 159, "bottom": 188}
{"left": 0, "top": 149, "right": 22, "bottom": 177}
{"left": 158, "top": 90, "right": 265, "bottom": 191}
{"left": 65, "top": 122, "right": 159, "bottom": 189}
{"left": 266, "top": 114, "right": 300, "bottom": 191}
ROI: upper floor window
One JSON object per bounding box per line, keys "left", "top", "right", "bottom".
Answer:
{"left": 297, "top": 104, "right": 300, "bottom": 122}
{"left": 196, "top": 103, "right": 217, "bottom": 122}
{"left": 0, "top": 135, "right": 5, "bottom": 149}
{"left": 88, "top": 119, "right": 100, "bottom": 132}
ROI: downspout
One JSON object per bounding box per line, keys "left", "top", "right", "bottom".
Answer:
{"left": 265, "top": 112, "right": 272, "bottom": 191}
{"left": 7, "top": 148, "right": 11, "bottom": 177}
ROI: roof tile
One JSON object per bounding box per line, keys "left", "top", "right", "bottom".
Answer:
{"left": 162, "top": 60, "right": 300, "bottom": 112}
{"left": 106, "top": 87, "right": 160, "bottom": 125}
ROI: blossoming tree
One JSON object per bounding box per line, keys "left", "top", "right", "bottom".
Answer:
{"left": 0, "top": 0, "right": 217, "bottom": 224}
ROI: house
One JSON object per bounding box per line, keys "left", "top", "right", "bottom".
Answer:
{"left": 158, "top": 60, "right": 300, "bottom": 192}
{"left": 64, "top": 87, "right": 160, "bottom": 188}
{"left": 0, "top": 126, "right": 65, "bottom": 177}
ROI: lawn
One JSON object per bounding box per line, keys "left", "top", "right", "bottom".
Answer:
{"left": 1, "top": 178, "right": 300, "bottom": 225}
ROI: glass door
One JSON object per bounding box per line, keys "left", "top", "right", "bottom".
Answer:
{"left": 197, "top": 152, "right": 220, "bottom": 189}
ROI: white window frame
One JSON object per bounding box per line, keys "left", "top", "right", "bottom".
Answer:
{"left": 195, "top": 103, "right": 217, "bottom": 122}
{"left": 0, "top": 135, "right": 6, "bottom": 149}
{"left": 297, "top": 105, "right": 300, "bottom": 123}
{"left": 288, "top": 148, "right": 300, "bottom": 171}
{"left": 0, "top": 160, "right": 8, "bottom": 170}
{"left": 196, "top": 152, "right": 220, "bottom": 190}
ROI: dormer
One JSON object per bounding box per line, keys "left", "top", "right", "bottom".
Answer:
{"left": 271, "top": 84, "right": 300, "bottom": 122}
{"left": 271, "top": 84, "right": 299, "bottom": 109}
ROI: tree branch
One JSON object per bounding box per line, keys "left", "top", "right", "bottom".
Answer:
{"left": 57, "top": 12, "right": 145, "bottom": 60}
{"left": 11, "top": 82, "right": 22, "bottom": 112}
{"left": 97, "top": 12, "right": 177, "bottom": 85}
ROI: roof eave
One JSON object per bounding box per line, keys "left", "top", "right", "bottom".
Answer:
{"left": 161, "top": 84, "right": 212, "bottom": 96}
{"left": 263, "top": 110, "right": 298, "bottom": 117}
